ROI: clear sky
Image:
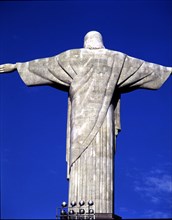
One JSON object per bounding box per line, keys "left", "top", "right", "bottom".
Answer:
{"left": 0, "top": 0, "right": 172, "bottom": 219}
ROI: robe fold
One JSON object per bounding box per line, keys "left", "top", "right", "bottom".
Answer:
{"left": 16, "top": 48, "right": 171, "bottom": 213}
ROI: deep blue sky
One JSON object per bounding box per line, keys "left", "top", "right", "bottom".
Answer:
{"left": 0, "top": 0, "right": 172, "bottom": 219}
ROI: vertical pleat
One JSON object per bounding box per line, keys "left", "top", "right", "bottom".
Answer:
{"left": 95, "top": 130, "right": 100, "bottom": 212}
{"left": 92, "top": 139, "right": 96, "bottom": 212}
{"left": 77, "top": 157, "right": 80, "bottom": 203}
{"left": 102, "top": 112, "right": 106, "bottom": 211}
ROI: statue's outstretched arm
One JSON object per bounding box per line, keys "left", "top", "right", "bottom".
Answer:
{"left": 0, "top": 55, "right": 73, "bottom": 87}
{"left": 0, "top": 63, "right": 17, "bottom": 73}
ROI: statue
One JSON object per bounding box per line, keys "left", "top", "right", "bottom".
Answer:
{"left": 0, "top": 31, "right": 171, "bottom": 217}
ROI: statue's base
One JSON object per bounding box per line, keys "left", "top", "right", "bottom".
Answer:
{"left": 95, "top": 213, "right": 122, "bottom": 219}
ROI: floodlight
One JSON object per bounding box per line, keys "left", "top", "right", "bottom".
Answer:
{"left": 79, "top": 200, "right": 85, "bottom": 206}
{"left": 79, "top": 208, "right": 85, "bottom": 214}
{"left": 88, "top": 200, "right": 94, "bottom": 206}
{"left": 70, "top": 201, "right": 77, "bottom": 207}
{"left": 61, "top": 201, "right": 67, "bottom": 207}
{"left": 60, "top": 209, "right": 66, "bottom": 215}
{"left": 69, "top": 209, "right": 75, "bottom": 215}
{"left": 89, "top": 209, "right": 94, "bottom": 214}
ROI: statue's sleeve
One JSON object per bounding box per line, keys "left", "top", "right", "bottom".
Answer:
{"left": 117, "top": 55, "right": 172, "bottom": 92}
{"left": 16, "top": 55, "right": 73, "bottom": 87}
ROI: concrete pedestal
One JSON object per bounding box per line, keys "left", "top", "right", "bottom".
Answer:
{"left": 95, "top": 213, "right": 122, "bottom": 219}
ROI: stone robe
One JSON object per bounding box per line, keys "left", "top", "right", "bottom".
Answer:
{"left": 16, "top": 48, "right": 171, "bottom": 213}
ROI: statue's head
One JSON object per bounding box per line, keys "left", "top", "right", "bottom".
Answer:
{"left": 84, "top": 31, "right": 105, "bottom": 49}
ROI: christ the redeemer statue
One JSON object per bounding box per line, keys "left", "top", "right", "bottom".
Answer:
{"left": 0, "top": 31, "right": 171, "bottom": 217}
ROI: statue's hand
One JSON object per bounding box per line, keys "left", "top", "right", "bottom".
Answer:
{"left": 0, "top": 63, "right": 17, "bottom": 73}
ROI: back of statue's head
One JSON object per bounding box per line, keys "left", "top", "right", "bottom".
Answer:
{"left": 84, "top": 31, "right": 105, "bottom": 49}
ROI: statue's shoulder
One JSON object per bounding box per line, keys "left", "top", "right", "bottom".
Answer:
{"left": 57, "top": 48, "right": 126, "bottom": 60}
{"left": 105, "top": 49, "right": 126, "bottom": 57}
{"left": 58, "top": 49, "right": 85, "bottom": 59}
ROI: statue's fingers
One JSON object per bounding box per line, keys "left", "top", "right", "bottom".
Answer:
{"left": 0, "top": 66, "right": 6, "bottom": 72}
